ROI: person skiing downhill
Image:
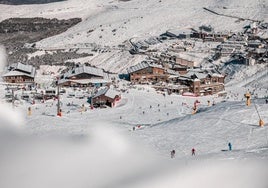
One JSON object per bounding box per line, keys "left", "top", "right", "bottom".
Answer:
{"left": 191, "top": 148, "right": 195, "bottom": 156}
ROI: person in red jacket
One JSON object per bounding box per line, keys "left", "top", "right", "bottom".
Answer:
{"left": 192, "top": 148, "right": 195, "bottom": 156}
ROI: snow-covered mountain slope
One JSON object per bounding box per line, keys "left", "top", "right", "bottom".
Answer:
{"left": 223, "top": 63, "right": 268, "bottom": 88}
{"left": 0, "top": 0, "right": 267, "bottom": 48}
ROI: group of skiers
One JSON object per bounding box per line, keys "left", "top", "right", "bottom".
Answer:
{"left": 170, "top": 142, "right": 232, "bottom": 158}
{"left": 170, "top": 148, "right": 195, "bottom": 158}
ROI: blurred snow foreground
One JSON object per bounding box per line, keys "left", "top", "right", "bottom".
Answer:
{"left": 0, "top": 108, "right": 267, "bottom": 188}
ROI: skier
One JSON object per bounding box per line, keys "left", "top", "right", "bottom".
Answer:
{"left": 228, "top": 142, "right": 232, "bottom": 151}
{"left": 191, "top": 148, "right": 195, "bottom": 156}
{"left": 170, "top": 150, "right": 175, "bottom": 158}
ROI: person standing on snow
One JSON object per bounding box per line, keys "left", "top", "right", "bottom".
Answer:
{"left": 191, "top": 148, "right": 196, "bottom": 156}
{"left": 228, "top": 142, "right": 232, "bottom": 151}
{"left": 171, "top": 150, "right": 175, "bottom": 158}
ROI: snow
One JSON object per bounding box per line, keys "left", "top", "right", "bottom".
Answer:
{"left": 27, "top": 50, "right": 54, "bottom": 59}
{"left": 2, "top": 70, "right": 31, "bottom": 77}
{"left": 1, "top": 0, "right": 267, "bottom": 48}
{"left": 0, "top": 75, "right": 268, "bottom": 187}
{"left": 0, "top": 0, "right": 268, "bottom": 187}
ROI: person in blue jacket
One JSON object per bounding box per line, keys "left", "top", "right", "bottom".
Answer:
{"left": 228, "top": 142, "right": 232, "bottom": 151}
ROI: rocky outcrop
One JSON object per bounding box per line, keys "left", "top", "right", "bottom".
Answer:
{"left": 0, "top": 17, "right": 86, "bottom": 66}
{"left": 0, "top": 17, "right": 81, "bottom": 34}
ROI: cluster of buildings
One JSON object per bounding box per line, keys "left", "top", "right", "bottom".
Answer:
{"left": 126, "top": 23, "right": 268, "bottom": 96}
{"left": 2, "top": 62, "right": 36, "bottom": 84}
{"left": 161, "top": 27, "right": 230, "bottom": 43}
{"left": 4, "top": 23, "right": 267, "bottom": 101}
{"left": 126, "top": 60, "right": 225, "bottom": 96}
{"left": 162, "top": 24, "right": 268, "bottom": 65}
{"left": 132, "top": 22, "right": 267, "bottom": 66}
{"left": 1, "top": 63, "right": 121, "bottom": 108}
{"left": 2, "top": 61, "right": 225, "bottom": 108}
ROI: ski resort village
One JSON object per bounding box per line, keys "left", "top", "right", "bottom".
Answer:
{"left": 0, "top": 0, "right": 268, "bottom": 188}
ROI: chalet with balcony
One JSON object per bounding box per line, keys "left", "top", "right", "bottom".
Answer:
{"left": 178, "top": 71, "right": 225, "bottom": 96}
{"left": 127, "top": 61, "right": 168, "bottom": 84}
{"left": 172, "top": 64, "right": 188, "bottom": 75}
{"left": 58, "top": 65, "right": 111, "bottom": 87}
{"left": 91, "top": 86, "right": 121, "bottom": 108}
{"left": 175, "top": 57, "right": 195, "bottom": 68}
{"left": 2, "top": 63, "right": 36, "bottom": 84}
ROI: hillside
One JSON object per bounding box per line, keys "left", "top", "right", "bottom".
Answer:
{"left": 1, "top": 0, "right": 267, "bottom": 47}
{"left": 0, "top": 0, "right": 266, "bottom": 75}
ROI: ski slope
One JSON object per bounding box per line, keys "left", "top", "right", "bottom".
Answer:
{"left": 0, "top": 81, "right": 268, "bottom": 188}
{"left": 0, "top": 0, "right": 268, "bottom": 187}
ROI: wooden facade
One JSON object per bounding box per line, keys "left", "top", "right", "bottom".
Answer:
{"left": 3, "top": 74, "right": 34, "bottom": 84}
{"left": 172, "top": 65, "right": 188, "bottom": 75}
{"left": 179, "top": 73, "right": 225, "bottom": 96}
{"left": 130, "top": 66, "right": 168, "bottom": 84}
{"left": 175, "top": 57, "right": 195, "bottom": 68}
{"left": 2, "top": 63, "right": 36, "bottom": 84}
{"left": 58, "top": 65, "right": 110, "bottom": 87}
{"left": 92, "top": 87, "right": 121, "bottom": 108}
{"left": 92, "top": 94, "right": 120, "bottom": 107}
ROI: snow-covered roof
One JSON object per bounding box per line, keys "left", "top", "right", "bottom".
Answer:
{"left": 211, "top": 73, "right": 224, "bottom": 78}
{"left": 93, "top": 87, "right": 108, "bottom": 98}
{"left": 16, "top": 63, "right": 33, "bottom": 74}
{"left": 2, "top": 63, "right": 36, "bottom": 78}
{"left": 127, "top": 61, "right": 163, "bottom": 74}
{"left": 93, "top": 86, "right": 120, "bottom": 99}
{"left": 255, "top": 48, "right": 267, "bottom": 54}
{"left": 2, "top": 70, "right": 30, "bottom": 77}
{"left": 105, "top": 89, "right": 120, "bottom": 99}
{"left": 64, "top": 65, "right": 104, "bottom": 79}
{"left": 194, "top": 72, "right": 208, "bottom": 79}
{"left": 58, "top": 78, "right": 110, "bottom": 85}
{"left": 183, "top": 71, "right": 207, "bottom": 80}
{"left": 166, "top": 69, "right": 180, "bottom": 76}
{"left": 88, "top": 78, "right": 110, "bottom": 84}
{"left": 58, "top": 65, "right": 111, "bottom": 84}
{"left": 166, "top": 28, "right": 193, "bottom": 37}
